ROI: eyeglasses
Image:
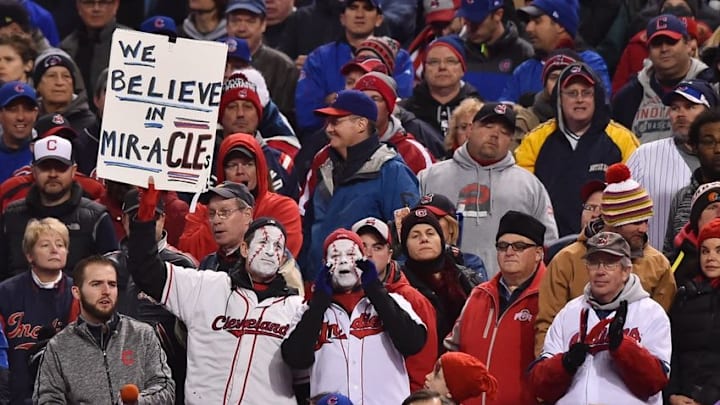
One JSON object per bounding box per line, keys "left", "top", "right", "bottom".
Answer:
{"left": 455, "top": 122, "right": 473, "bottom": 132}
{"left": 78, "top": 0, "right": 115, "bottom": 6}
{"left": 698, "top": 137, "right": 720, "bottom": 149}
{"left": 561, "top": 89, "right": 594, "bottom": 100}
{"left": 425, "top": 58, "right": 462, "bottom": 68}
{"left": 582, "top": 203, "right": 601, "bottom": 213}
{"left": 207, "top": 208, "right": 242, "bottom": 220}
{"left": 585, "top": 260, "right": 622, "bottom": 271}
{"left": 496, "top": 241, "right": 537, "bottom": 252}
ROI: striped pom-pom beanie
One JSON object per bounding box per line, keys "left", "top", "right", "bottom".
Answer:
{"left": 601, "top": 163, "right": 654, "bottom": 227}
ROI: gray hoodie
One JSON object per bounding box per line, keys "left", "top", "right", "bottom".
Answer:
{"left": 34, "top": 315, "right": 174, "bottom": 405}
{"left": 418, "top": 146, "right": 558, "bottom": 278}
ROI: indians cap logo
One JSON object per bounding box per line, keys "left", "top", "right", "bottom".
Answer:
{"left": 364, "top": 218, "right": 377, "bottom": 226}
{"left": 415, "top": 208, "right": 428, "bottom": 217}
{"left": 154, "top": 18, "right": 165, "bottom": 28}
{"left": 595, "top": 234, "right": 610, "bottom": 246}
{"left": 51, "top": 114, "right": 65, "bottom": 125}
{"left": 44, "top": 55, "right": 63, "bottom": 68}
{"left": 493, "top": 104, "right": 507, "bottom": 114}
{"left": 326, "top": 396, "right": 339, "bottom": 405}
{"left": 226, "top": 38, "right": 237, "bottom": 53}
{"left": 570, "top": 65, "right": 582, "bottom": 74}
{"left": 420, "top": 193, "right": 434, "bottom": 204}
{"left": 709, "top": 191, "right": 720, "bottom": 202}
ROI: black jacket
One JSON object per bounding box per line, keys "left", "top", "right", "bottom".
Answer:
{"left": 399, "top": 82, "right": 481, "bottom": 139}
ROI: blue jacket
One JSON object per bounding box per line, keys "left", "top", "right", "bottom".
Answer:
{"left": 295, "top": 40, "right": 413, "bottom": 135}
{"left": 0, "top": 139, "right": 32, "bottom": 185}
{"left": 0, "top": 326, "right": 7, "bottom": 404}
{"left": 21, "top": 0, "right": 59, "bottom": 47}
{"left": 300, "top": 139, "right": 419, "bottom": 279}
{"left": 499, "top": 50, "right": 611, "bottom": 103}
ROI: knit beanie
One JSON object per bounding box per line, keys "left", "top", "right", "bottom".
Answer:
{"left": 441, "top": 352, "right": 498, "bottom": 402}
{"left": 400, "top": 208, "right": 446, "bottom": 255}
{"left": 356, "top": 36, "right": 399, "bottom": 73}
{"left": 541, "top": 49, "right": 580, "bottom": 85}
{"left": 323, "top": 228, "right": 366, "bottom": 257}
{"left": 690, "top": 181, "right": 720, "bottom": 232}
{"left": 698, "top": 217, "right": 720, "bottom": 247}
{"left": 601, "top": 163, "right": 654, "bottom": 227}
{"left": 219, "top": 72, "right": 263, "bottom": 123}
{"left": 426, "top": 35, "right": 466, "bottom": 72}
{"left": 33, "top": 53, "right": 76, "bottom": 88}
{"left": 496, "top": 210, "right": 546, "bottom": 246}
{"left": 353, "top": 72, "right": 398, "bottom": 113}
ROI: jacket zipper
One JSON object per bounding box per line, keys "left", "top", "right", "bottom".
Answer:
{"left": 100, "top": 328, "right": 115, "bottom": 404}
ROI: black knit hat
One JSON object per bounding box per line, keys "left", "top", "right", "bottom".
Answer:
{"left": 496, "top": 210, "right": 546, "bottom": 246}
{"left": 244, "top": 217, "right": 287, "bottom": 243}
{"left": 690, "top": 181, "right": 720, "bottom": 232}
{"left": 400, "top": 207, "right": 446, "bottom": 254}
{"left": 33, "top": 53, "right": 76, "bottom": 87}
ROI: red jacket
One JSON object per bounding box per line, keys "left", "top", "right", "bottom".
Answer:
{"left": 385, "top": 262, "right": 438, "bottom": 392}
{"left": 385, "top": 127, "right": 435, "bottom": 175}
{"left": 178, "top": 133, "right": 303, "bottom": 260}
{"left": 445, "top": 264, "right": 546, "bottom": 405}
{"left": 0, "top": 167, "right": 105, "bottom": 211}
{"left": 612, "top": 31, "right": 648, "bottom": 96}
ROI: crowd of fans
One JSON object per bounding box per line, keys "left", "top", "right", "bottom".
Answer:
{"left": 2, "top": 0, "right": 720, "bottom": 403}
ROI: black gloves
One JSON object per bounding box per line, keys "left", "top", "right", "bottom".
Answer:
{"left": 562, "top": 342, "right": 589, "bottom": 374}
{"left": 608, "top": 300, "right": 628, "bottom": 351}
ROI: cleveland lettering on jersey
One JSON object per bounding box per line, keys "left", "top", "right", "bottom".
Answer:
{"left": 211, "top": 315, "right": 290, "bottom": 339}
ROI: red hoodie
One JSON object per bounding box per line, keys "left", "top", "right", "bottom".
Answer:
{"left": 178, "top": 133, "right": 302, "bottom": 260}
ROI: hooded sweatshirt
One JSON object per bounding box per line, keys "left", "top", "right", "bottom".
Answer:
{"left": 179, "top": 15, "right": 227, "bottom": 41}
{"left": 418, "top": 147, "right": 558, "bottom": 278}
{"left": 380, "top": 115, "right": 435, "bottom": 175}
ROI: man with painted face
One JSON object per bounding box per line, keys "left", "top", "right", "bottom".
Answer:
{"left": 282, "top": 229, "right": 427, "bottom": 404}
{"left": 126, "top": 179, "right": 306, "bottom": 404}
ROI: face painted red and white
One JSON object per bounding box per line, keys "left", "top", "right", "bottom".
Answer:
{"left": 245, "top": 225, "right": 285, "bottom": 283}
{"left": 326, "top": 239, "right": 363, "bottom": 291}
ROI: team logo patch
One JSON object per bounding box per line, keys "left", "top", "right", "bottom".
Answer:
{"left": 226, "top": 38, "right": 237, "bottom": 53}
{"left": 514, "top": 309, "right": 533, "bottom": 322}
{"left": 154, "top": 18, "right": 165, "bottom": 28}
{"left": 52, "top": 114, "right": 65, "bottom": 125}
{"left": 552, "top": 11, "right": 560, "bottom": 19}
{"left": 595, "top": 234, "right": 610, "bottom": 246}
{"left": 13, "top": 83, "right": 24, "bottom": 93}
{"left": 420, "top": 194, "right": 434, "bottom": 204}
{"left": 709, "top": 191, "right": 720, "bottom": 202}
{"left": 349, "top": 313, "right": 384, "bottom": 339}
{"left": 326, "top": 396, "right": 339, "bottom": 405}
{"left": 494, "top": 104, "right": 507, "bottom": 114}
{"left": 498, "top": 59, "right": 512, "bottom": 72}
{"left": 121, "top": 350, "right": 135, "bottom": 366}
{"left": 429, "top": 0, "right": 439, "bottom": 9}
{"left": 44, "top": 55, "right": 63, "bottom": 68}
{"left": 570, "top": 65, "right": 582, "bottom": 74}
{"left": 414, "top": 208, "right": 428, "bottom": 217}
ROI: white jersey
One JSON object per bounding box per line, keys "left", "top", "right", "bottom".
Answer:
{"left": 160, "top": 263, "right": 305, "bottom": 405}
{"left": 540, "top": 295, "right": 671, "bottom": 405}
{"left": 292, "top": 294, "right": 425, "bottom": 405}
{"left": 626, "top": 138, "right": 695, "bottom": 249}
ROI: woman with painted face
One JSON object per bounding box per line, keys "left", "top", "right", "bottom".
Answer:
{"left": 400, "top": 208, "right": 484, "bottom": 350}
{"left": 282, "top": 229, "right": 427, "bottom": 404}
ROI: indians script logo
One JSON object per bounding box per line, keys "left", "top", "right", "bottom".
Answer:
{"left": 5, "top": 312, "right": 62, "bottom": 350}
{"left": 350, "top": 313, "right": 383, "bottom": 339}
{"left": 211, "top": 316, "right": 290, "bottom": 339}
{"left": 570, "top": 326, "right": 641, "bottom": 354}
{"left": 315, "top": 322, "right": 347, "bottom": 350}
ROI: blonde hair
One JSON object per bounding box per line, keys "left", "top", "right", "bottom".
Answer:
{"left": 442, "top": 215, "right": 460, "bottom": 245}
{"left": 446, "top": 98, "right": 483, "bottom": 153}
{"left": 22, "top": 218, "right": 69, "bottom": 255}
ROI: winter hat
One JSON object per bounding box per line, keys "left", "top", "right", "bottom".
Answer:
{"left": 441, "top": 352, "right": 498, "bottom": 402}
{"left": 219, "top": 72, "right": 263, "bottom": 122}
{"left": 244, "top": 217, "right": 287, "bottom": 244}
{"left": 323, "top": 229, "right": 366, "bottom": 257}
{"left": 425, "top": 0, "right": 460, "bottom": 24}
{"left": 237, "top": 67, "right": 270, "bottom": 106}
{"left": 426, "top": 35, "right": 466, "bottom": 71}
{"left": 496, "top": 210, "right": 546, "bottom": 246}
{"left": 353, "top": 72, "right": 398, "bottom": 113}
{"left": 698, "top": 218, "right": 720, "bottom": 247}
{"left": 518, "top": 0, "right": 579, "bottom": 37}
{"left": 340, "top": 57, "right": 389, "bottom": 76}
{"left": 356, "top": 36, "right": 399, "bottom": 73}
{"left": 541, "top": 49, "right": 580, "bottom": 85}
{"left": 690, "top": 181, "right": 720, "bottom": 231}
{"left": 33, "top": 53, "right": 76, "bottom": 88}
{"left": 221, "top": 36, "right": 252, "bottom": 63}
{"left": 400, "top": 207, "right": 446, "bottom": 254}
{"left": 601, "top": 163, "right": 654, "bottom": 227}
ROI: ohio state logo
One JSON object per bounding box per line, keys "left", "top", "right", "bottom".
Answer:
{"left": 514, "top": 309, "right": 533, "bottom": 322}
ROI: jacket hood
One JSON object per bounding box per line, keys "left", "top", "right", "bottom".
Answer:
{"left": 217, "top": 133, "right": 270, "bottom": 197}
{"left": 182, "top": 17, "right": 227, "bottom": 41}
{"left": 452, "top": 144, "right": 515, "bottom": 171}
{"left": 637, "top": 57, "right": 708, "bottom": 91}
{"left": 551, "top": 62, "right": 610, "bottom": 138}
{"left": 583, "top": 273, "right": 649, "bottom": 310}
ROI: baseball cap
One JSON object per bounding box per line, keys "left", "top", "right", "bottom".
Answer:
{"left": 425, "top": 0, "right": 459, "bottom": 24}
{"left": 647, "top": 14, "right": 688, "bottom": 42}
{"left": 583, "top": 231, "right": 631, "bottom": 259}
{"left": 518, "top": 0, "right": 579, "bottom": 37}
{"left": 0, "top": 1, "right": 30, "bottom": 31}
{"left": 417, "top": 193, "right": 456, "bottom": 217}
{"left": 662, "top": 79, "right": 718, "bottom": 108}
{"left": 473, "top": 102, "right": 517, "bottom": 130}
{"left": 199, "top": 181, "right": 255, "bottom": 206}
{"left": 316, "top": 393, "right": 353, "bottom": 405}
{"left": 122, "top": 188, "right": 164, "bottom": 214}
{"left": 225, "top": 145, "right": 255, "bottom": 162}
{"left": 344, "top": 0, "right": 381, "bottom": 12}
{"left": 33, "top": 135, "right": 73, "bottom": 165}
{"left": 140, "top": 15, "right": 177, "bottom": 35}
{"left": 314, "top": 89, "right": 378, "bottom": 121}
{"left": 560, "top": 63, "right": 595, "bottom": 88}
{"left": 244, "top": 217, "right": 287, "bottom": 243}
{"left": 0, "top": 81, "right": 36, "bottom": 108}
{"left": 221, "top": 36, "right": 252, "bottom": 63}
{"left": 34, "top": 113, "right": 77, "bottom": 140}
{"left": 226, "top": 0, "right": 266, "bottom": 15}
{"left": 457, "top": 0, "right": 503, "bottom": 24}
{"left": 580, "top": 180, "right": 606, "bottom": 203}
{"left": 352, "top": 216, "right": 391, "bottom": 244}
{"left": 340, "top": 57, "right": 389, "bottom": 76}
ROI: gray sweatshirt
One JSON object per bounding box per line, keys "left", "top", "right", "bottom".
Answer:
{"left": 34, "top": 315, "right": 174, "bottom": 404}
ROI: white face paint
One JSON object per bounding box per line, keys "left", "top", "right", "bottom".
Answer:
{"left": 326, "top": 239, "right": 363, "bottom": 291}
{"left": 246, "top": 225, "right": 285, "bottom": 283}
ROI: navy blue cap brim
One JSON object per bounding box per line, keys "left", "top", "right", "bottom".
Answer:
{"left": 456, "top": 7, "right": 491, "bottom": 23}
{"left": 1, "top": 93, "right": 37, "bottom": 108}
{"left": 226, "top": 4, "right": 265, "bottom": 15}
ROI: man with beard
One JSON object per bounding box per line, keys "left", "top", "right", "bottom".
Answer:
{"left": 34, "top": 256, "right": 175, "bottom": 404}
{"left": 627, "top": 79, "right": 716, "bottom": 250}
{"left": 534, "top": 163, "right": 676, "bottom": 356}
{"left": 0, "top": 135, "right": 117, "bottom": 281}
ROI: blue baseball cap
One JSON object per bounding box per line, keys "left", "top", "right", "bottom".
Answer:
{"left": 140, "top": 16, "right": 177, "bottom": 35}
{"left": 316, "top": 393, "right": 353, "bottom": 405}
{"left": 0, "top": 81, "right": 37, "bottom": 108}
{"left": 647, "top": 14, "right": 687, "bottom": 42}
{"left": 345, "top": 0, "right": 381, "bottom": 11}
{"left": 457, "top": 0, "right": 503, "bottom": 24}
{"left": 226, "top": 0, "right": 266, "bottom": 15}
{"left": 662, "top": 79, "right": 718, "bottom": 108}
{"left": 219, "top": 36, "right": 252, "bottom": 63}
{"left": 314, "top": 90, "right": 378, "bottom": 121}
{"left": 518, "top": 0, "right": 579, "bottom": 37}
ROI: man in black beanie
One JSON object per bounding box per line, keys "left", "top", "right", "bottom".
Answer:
{"left": 444, "top": 210, "right": 547, "bottom": 404}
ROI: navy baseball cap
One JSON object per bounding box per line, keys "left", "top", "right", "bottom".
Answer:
{"left": 220, "top": 36, "right": 252, "bottom": 63}
{"left": 140, "top": 15, "right": 177, "bottom": 35}
{"left": 473, "top": 102, "right": 516, "bottom": 130}
{"left": 662, "top": 79, "right": 718, "bottom": 108}
{"left": 647, "top": 14, "right": 687, "bottom": 41}
{"left": 35, "top": 113, "right": 77, "bottom": 140}
{"left": 200, "top": 181, "right": 256, "bottom": 205}
{"left": 314, "top": 90, "right": 379, "bottom": 121}
{"left": 518, "top": 0, "right": 579, "bottom": 37}
{"left": 457, "top": 0, "right": 503, "bottom": 23}
{"left": 226, "top": 0, "right": 266, "bottom": 15}
{"left": 345, "top": 0, "right": 381, "bottom": 12}
{"left": 0, "top": 81, "right": 37, "bottom": 108}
